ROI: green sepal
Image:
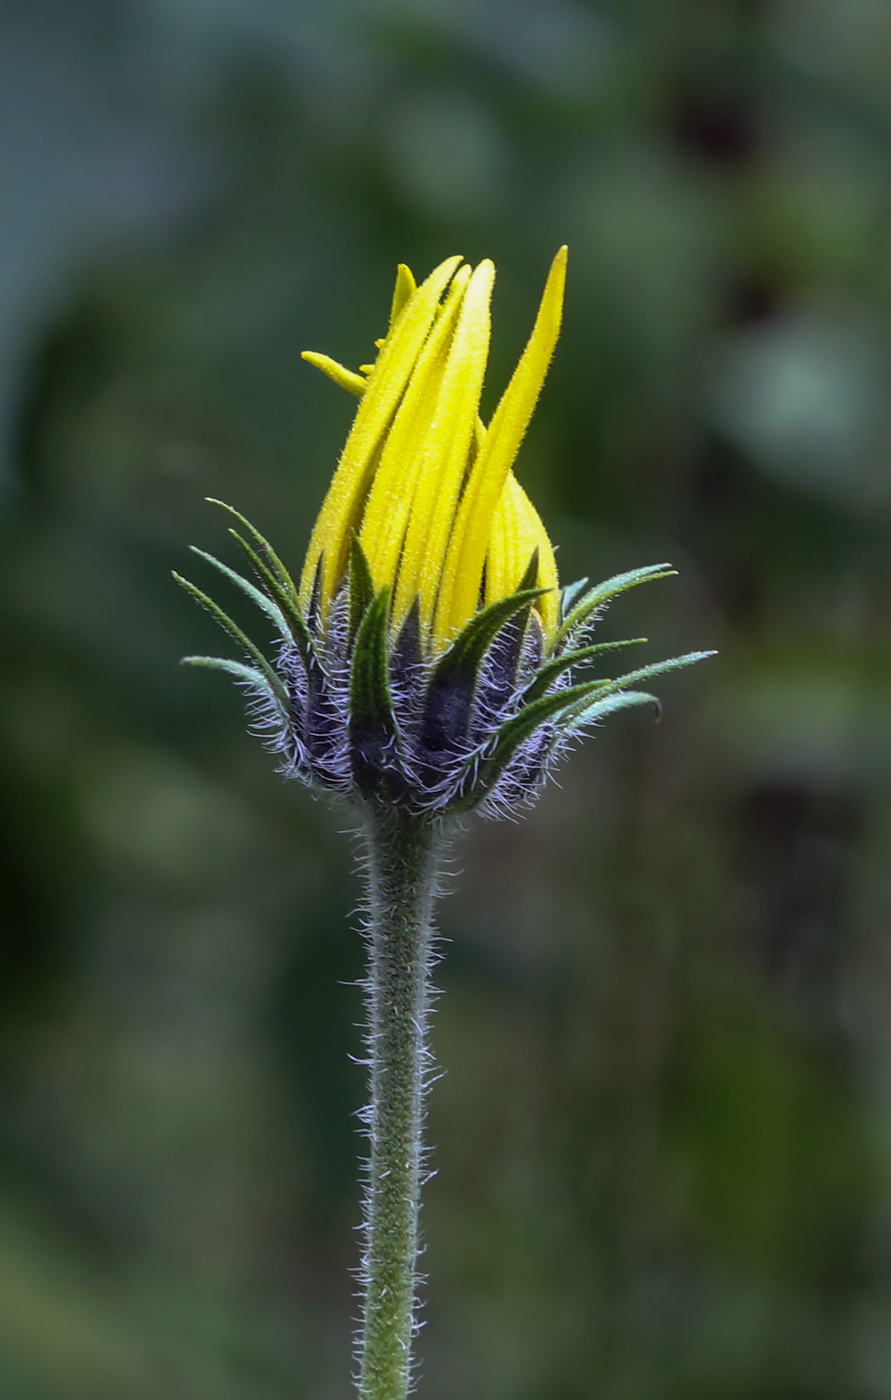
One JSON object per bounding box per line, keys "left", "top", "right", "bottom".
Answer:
{"left": 306, "top": 554, "right": 324, "bottom": 629}
{"left": 204, "top": 498, "right": 318, "bottom": 667}
{"left": 349, "top": 586, "right": 400, "bottom": 796}
{"left": 518, "top": 547, "right": 541, "bottom": 593}
{"left": 226, "top": 532, "right": 317, "bottom": 666}
{"left": 206, "top": 499, "right": 298, "bottom": 601}
{"left": 560, "top": 578, "right": 589, "bottom": 616}
{"left": 499, "top": 548, "right": 542, "bottom": 685}
{"left": 392, "top": 598, "right": 421, "bottom": 673}
{"left": 428, "top": 585, "right": 546, "bottom": 698}
{"left": 173, "top": 572, "right": 288, "bottom": 707}
{"left": 558, "top": 688, "right": 659, "bottom": 734}
{"left": 420, "top": 584, "right": 546, "bottom": 752}
{"left": 351, "top": 586, "right": 395, "bottom": 732}
{"left": 551, "top": 651, "right": 715, "bottom": 728}
{"left": 348, "top": 532, "right": 376, "bottom": 647}
{"left": 552, "top": 564, "right": 676, "bottom": 654}
{"left": 457, "top": 675, "right": 619, "bottom": 803}
{"left": 350, "top": 582, "right": 400, "bottom": 800}
{"left": 522, "top": 637, "right": 647, "bottom": 704}
{"left": 588, "top": 649, "right": 714, "bottom": 697}
{"left": 456, "top": 649, "right": 711, "bottom": 805}
{"left": 188, "top": 547, "right": 291, "bottom": 642}
{"left": 181, "top": 655, "right": 288, "bottom": 717}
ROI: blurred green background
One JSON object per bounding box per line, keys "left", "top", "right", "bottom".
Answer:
{"left": 2, "top": 0, "right": 891, "bottom": 1396}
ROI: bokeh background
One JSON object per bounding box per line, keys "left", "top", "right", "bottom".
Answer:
{"left": 2, "top": 0, "right": 891, "bottom": 1395}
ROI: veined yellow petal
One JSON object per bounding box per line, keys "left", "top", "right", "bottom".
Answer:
{"left": 433, "top": 246, "right": 567, "bottom": 646}
{"left": 302, "top": 352, "right": 368, "bottom": 398}
{"left": 393, "top": 260, "right": 495, "bottom": 638}
{"left": 486, "top": 474, "right": 559, "bottom": 638}
{"left": 360, "top": 265, "right": 472, "bottom": 593}
{"left": 299, "top": 253, "right": 462, "bottom": 616}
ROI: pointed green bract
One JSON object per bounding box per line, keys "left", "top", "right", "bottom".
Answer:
{"left": 560, "top": 578, "right": 589, "bottom": 614}
{"left": 542, "top": 652, "right": 712, "bottom": 731}
{"left": 427, "top": 585, "right": 546, "bottom": 702}
{"left": 188, "top": 546, "right": 292, "bottom": 643}
{"left": 460, "top": 674, "right": 621, "bottom": 801}
{"left": 522, "top": 637, "right": 647, "bottom": 704}
{"left": 458, "top": 649, "right": 712, "bottom": 804}
{"left": 173, "top": 573, "right": 289, "bottom": 705}
{"left": 553, "top": 564, "right": 677, "bottom": 653}
{"left": 593, "top": 650, "right": 715, "bottom": 694}
{"left": 349, "top": 533, "right": 376, "bottom": 647}
{"left": 350, "top": 586, "right": 397, "bottom": 746}
{"left": 181, "top": 655, "right": 288, "bottom": 716}
{"left": 563, "top": 689, "right": 659, "bottom": 732}
{"left": 226, "top": 530, "right": 317, "bottom": 666}
{"left": 205, "top": 498, "right": 318, "bottom": 667}
{"left": 206, "top": 498, "right": 300, "bottom": 603}
{"left": 517, "top": 547, "right": 541, "bottom": 594}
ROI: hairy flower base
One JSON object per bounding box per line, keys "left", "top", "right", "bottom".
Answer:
{"left": 175, "top": 502, "right": 711, "bottom": 818}
{"left": 279, "top": 583, "right": 552, "bottom": 816}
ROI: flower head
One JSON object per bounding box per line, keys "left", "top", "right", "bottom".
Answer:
{"left": 299, "top": 251, "right": 565, "bottom": 654}
{"left": 176, "top": 251, "right": 712, "bottom": 815}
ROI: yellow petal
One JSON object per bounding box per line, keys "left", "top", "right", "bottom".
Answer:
{"left": 360, "top": 265, "right": 472, "bottom": 593}
{"left": 433, "top": 246, "right": 567, "bottom": 647}
{"left": 485, "top": 473, "right": 559, "bottom": 639}
{"left": 301, "top": 352, "right": 368, "bottom": 398}
{"left": 389, "top": 264, "right": 417, "bottom": 329}
{"left": 299, "top": 253, "right": 462, "bottom": 616}
{"left": 392, "top": 260, "right": 495, "bottom": 637}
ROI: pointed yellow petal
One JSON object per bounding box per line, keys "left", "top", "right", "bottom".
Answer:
{"left": 433, "top": 246, "right": 567, "bottom": 646}
{"left": 389, "top": 264, "right": 417, "bottom": 329}
{"left": 299, "top": 254, "right": 462, "bottom": 616}
{"left": 301, "top": 351, "right": 368, "bottom": 398}
{"left": 392, "top": 260, "right": 495, "bottom": 638}
{"left": 483, "top": 472, "right": 523, "bottom": 605}
{"left": 302, "top": 268, "right": 419, "bottom": 406}
{"left": 360, "top": 265, "right": 472, "bottom": 593}
{"left": 486, "top": 473, "right": 559, "bottom": 638}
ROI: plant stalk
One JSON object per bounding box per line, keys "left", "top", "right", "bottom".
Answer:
{"left": 357, "top": 805, "right": 445, "bottom": 1400}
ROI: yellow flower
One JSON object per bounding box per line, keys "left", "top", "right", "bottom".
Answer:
{"left": 299, "top": 248, "right": 567, "bottom": 655}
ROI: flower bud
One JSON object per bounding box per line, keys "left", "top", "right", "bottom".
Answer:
{"left": 177, "top": 251, "right": 712, "bottom": 815}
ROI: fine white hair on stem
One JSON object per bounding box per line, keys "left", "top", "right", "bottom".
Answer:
{"left": 351, "top": 806, "right": 454, "bottom": 1398}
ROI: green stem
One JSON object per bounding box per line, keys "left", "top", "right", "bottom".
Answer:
{"left": 357, "top": 805, "right": 445, "bottom": 1400}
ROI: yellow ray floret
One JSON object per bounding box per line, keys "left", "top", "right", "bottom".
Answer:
{"left": 433, "top": 246, "right": 566, "bottom": 646}
{"left": 485, "top": 473, "right": 559, "bottom": 639}
{"left": 392, "top": 259, "right": 494, "bottom": 635}
{"left": 299, "top": 254, "right": 462, "bottom": 614}
{"left": 300, "top": 247, "right": 567, "bottom": 653}
{"left": 359, "top": 265, "right": 472, "bottom": 595}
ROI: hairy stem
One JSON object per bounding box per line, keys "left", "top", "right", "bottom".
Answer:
{"left": 357, "top": 805, "right": 445, "bottom": 1400}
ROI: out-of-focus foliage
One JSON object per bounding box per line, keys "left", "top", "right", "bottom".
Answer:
{"left": 1, "top": 0, "right": 890, "bottom": 1396}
